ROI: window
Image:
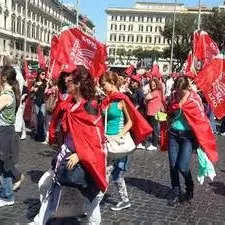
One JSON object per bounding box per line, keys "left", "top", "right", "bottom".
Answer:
{"left": 128, "top": 35, "right": 134, "bottom": 43}
{"left": 17, "top": 16, "right": 21, "bottom": 34}
{"left": 139, "top": 25, "right": 143, "bottom": 32}
{"left": 11, "top": 15, "right": 16, "bottom": 32}
{"left": 147, "top": 17, "right": 153, "bottom": 23}
{"left": 145, "top": 35, "right": 152, "bottom": 43}
{"left": 32, "top": 23, "right": 35, "bottom": 38}
{"left": 154, "top": 36, "right": 161, "bottom": 44}
{"left": 156, "top": 17, "right": 162, "bottom": 23}
{"left": 27, "top": 21, "right": 31, "bottom": 37}
{"left": 129, "top": 16, "right": 135, "bottom": 22}
{"left": 119, "top": 24, "right": 125, "bottom": 31}
{"left": 22, "top": 19, "right": 25, "bottom": 35}
{"left": 4, "top": 16, "right": 7, "bottom": 29}
{"left": 17, "top": 4, "right": 21, "bottom": 13}
{"left": 138, "top": 16, "right": 144, "bottom": 22}
{"left": 119, "top": 34, "right": 125, "bottom": 42}
{"left": 28, "top": 10, "right": 31, "bottom": 18}
{"left": 40, "top": 27, "right": 43, "bottom": 41}
{"left": 36, "top": 25, "right": 39, "bottom": 40}
{"left": 3, "top": 40, "right": 6, "bottom": 50}
{"left": 136, "top": 35, "right": 143, "bottom": 43}
{"left": 146, "top": 25, "right": 152, "bottom": 32}
{"left": 128, "top": 24, "right": 133, "bottom": 31}
{"left": 11, "top": 0, "right": 15, "bottom": 10}
{"left": 32, "top": 12, "right": 35, "bottom": 21}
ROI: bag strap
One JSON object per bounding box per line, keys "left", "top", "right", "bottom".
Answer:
{"left": 104, "top": 107, "right": 108, "bottom": 133}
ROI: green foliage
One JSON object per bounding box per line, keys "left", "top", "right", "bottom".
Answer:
{"left": 202, "top": 9, "right": 225, "bottom": 49}
{"left": 161, "top": 13, "right": 197, "bottom": 70}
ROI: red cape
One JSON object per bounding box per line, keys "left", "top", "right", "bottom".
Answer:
{"left": 49, "top": 99, "right": 108, "bottom": 192}
{"left": 167, "top": 90, "right": 218, "bottom": 163}
{"left": 101, "top": 92, "right": 152, "bottom": 144}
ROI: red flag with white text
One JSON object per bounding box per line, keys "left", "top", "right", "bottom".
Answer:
{"left": 195, "top": 55, "right": 225, "bottom": 119}
{"left": 55, "top": 28, "right": 107, "bottom": 77}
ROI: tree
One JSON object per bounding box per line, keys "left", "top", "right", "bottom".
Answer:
{"left": 202, "top": 9, "right": 225, "bottom": 49}
{"left": 161, "top": 13, "right": 198, "bottom": 70}
{"left": 116, "top": 48, "right": 126, "bottom": 65}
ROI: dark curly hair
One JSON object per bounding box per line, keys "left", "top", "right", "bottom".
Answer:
{"left": 71, "top": 65, "right": 96, "bottom": 100}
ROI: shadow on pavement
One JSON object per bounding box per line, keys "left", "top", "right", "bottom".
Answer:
{"left": 126, "top": 177, "right": 171, "bottom": 200}
{"left": 24, "top": 198, "right": 40, "bottom": 220}
{"left": 27, "top": 170, "right": 45, "bottom": 183}
{"left": 37, "top": 150, "right": 56, "bottom": 158}
{"left": 209, "top": 181, "right": 225, "bottom": 196}
{"left": 47, "top": 217, "right": 81, "bottom": 225}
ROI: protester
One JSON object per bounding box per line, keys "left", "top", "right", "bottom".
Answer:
{"left": 100, "top": 71, "right": 152, "bottom": 211}
{"left": 166, "top": 76, "right": 218, "bottom": 206}
{"left": 100, "top": 71, "right": 132, "bottom": 211}
{"left": 145, "top": 78, "right": 165, "bottom": 151}
{"left": 0, "top": 66, "right": 21, "bottom": 207}
{"left": 30, "top": 66, "right": 107, "bottom": 225}
{"left": 31, "top": 70, "right": 47, "bottom": 142}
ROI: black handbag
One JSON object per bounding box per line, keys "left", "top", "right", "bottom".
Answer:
{"left": 55, "top": 153, "right": 88, "bottom": 188}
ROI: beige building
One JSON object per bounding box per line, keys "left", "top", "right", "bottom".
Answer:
{"left": 0, "top": 0, "right": 94, "bottom": 65}
{"left": 106, "top": 1, "right": 212, "bottom": 67}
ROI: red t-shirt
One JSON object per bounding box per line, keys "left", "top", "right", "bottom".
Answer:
{"left": 146, "top": 90, "right": 164, "bottom": 116}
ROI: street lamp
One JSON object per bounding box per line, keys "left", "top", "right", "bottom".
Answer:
{"left": 24, "top": 0, "right": 28, "bottom": 57}
{"left": 169, "top": 0, "right": 177, "bottom": 73}
{"left": 76, "top": 0, "right": 79, "bottom": 27}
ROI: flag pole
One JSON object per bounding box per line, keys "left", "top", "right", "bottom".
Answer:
{"left": 197, "top": 0, "right": 201, "bottom": 30}
{"left": 170, "top": 0, "right": 177, "bottom": 73}
{"left": 76, "top": 0, "right": 79, "bottom": 27}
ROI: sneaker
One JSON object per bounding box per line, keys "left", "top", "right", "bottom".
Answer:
{"left": 221, "top": 132, "right": 225, "bottom": 136}
{"left": 136, "top": 143, "right": 145, "bottom": 150}
{"left": 20, "top": 132, "right": 27, "bottom": 140}
{"left": 27, "top": 222, "right": 36, "bottom": 225}
{"left": 111, "top": 201, "right": 131, "bottom": 211}
{"left": 146, "top": 144, "right": 157, "bottom": 151}
{"left": 13, "top": 174, "right": 25, "bottom": 191}
{"left": 0, "top": 198, "right": 14, "bottom": 207}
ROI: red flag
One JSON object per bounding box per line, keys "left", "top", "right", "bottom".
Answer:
{"left": 193, "top": 31, "right": 220, "bottom": 71}
{"left": 37, "top": 43, "right": 46, "bottom": 70}
{"left": 184, "top": 51, "right": 193, "bottom": 74}
{"left": 55, "top": 28, "right": 107, "bottom": 77}
{"left": 151, "top": 64, "right": 162, "bottom": 78}
{"left": 24, "top": 60, "right": 30, "bottom": 80}
{"left": 195, "top": 55, "right": 225, "bottom": 119}
{"left": 124, "top": 65, "right": 135, "bottom": 76}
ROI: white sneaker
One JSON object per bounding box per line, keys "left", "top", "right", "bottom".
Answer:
{"left": 146, "top": 144, "right": 157, "bottom": 151}
{"left": 221, "top": 132, "right": 225, "bottom": 136}
{"left": 137, "top": 143, "right": 145, "bottom": 150}
{"left": 20, "top": 132, "right": 27, "bottom": 140}
{"left": 27, "top": 222, "right": 36, "bottom": 225}
{"left": 13, "top": 174, "right": 25, "bottom": 191}
{"left": 0, "top": 198, "right": 14, "bottom": 207}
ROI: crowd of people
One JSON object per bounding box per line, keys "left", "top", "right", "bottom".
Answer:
{"left": 0, "top": 55, "right": 221, "bottom": 224}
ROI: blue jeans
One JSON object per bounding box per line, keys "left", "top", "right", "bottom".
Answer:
{"left": 0, "top": 176, "right": 14, "bottom": 201}
{"left": 168, "top": 129, "right": 194, "bottom": 195}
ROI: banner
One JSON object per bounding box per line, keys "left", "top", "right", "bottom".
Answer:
{"left": 37, "top": 43, "right": 46, "bottom": 70}
{"left": 124, "top": 65, "right": 135, "bottom": 76}
{"left": 55, "top": 28, "right": 107, "bottom": 78}
{"left": 195, "top": 55, "right": 225, "bottom": 119}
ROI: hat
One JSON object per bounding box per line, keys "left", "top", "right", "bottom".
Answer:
{"left": 131, "top": 74, "right": 141, "bottom": 82}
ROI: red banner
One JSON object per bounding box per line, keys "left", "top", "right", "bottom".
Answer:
{"left": 37, "top": 43, "right": 46, "bottom": 70}
{"left": 124, "top": 65, "right": 135, "bottom": 76}
{"left": 195, "top": 56, "right": 225, "bottom": 119}
{"left": 55, "top": 28, "right": 107, "bottom": 78}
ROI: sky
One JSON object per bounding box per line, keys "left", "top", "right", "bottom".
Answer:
{"left": 64, "top": 0, "right": 223, "bottom": 42}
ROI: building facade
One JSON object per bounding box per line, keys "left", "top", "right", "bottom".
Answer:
{"left": 106, "top": 1, "right": 212, "bottom": 67}
{"left": 0, "top": 0, "right": 94, "bottom": 65}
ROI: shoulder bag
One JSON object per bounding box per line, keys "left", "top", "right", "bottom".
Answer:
{"left": 105, "top": 106, "right": 136, "bottom": 159}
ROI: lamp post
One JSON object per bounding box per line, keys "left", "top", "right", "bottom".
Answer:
{"left": 169, "top": 0, "right": 177, "bottom": 73}
{"left": 24, "top": 0, "right": 28, "bottom": 57}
